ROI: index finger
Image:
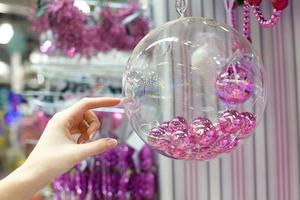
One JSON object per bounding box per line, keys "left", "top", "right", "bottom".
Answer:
{"left": 70, "top": 97, "right": 121, "bottom": 113}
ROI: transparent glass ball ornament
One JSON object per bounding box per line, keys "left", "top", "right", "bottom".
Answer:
{"left": 122, "top": 17, "right": 267, "bottom": 160}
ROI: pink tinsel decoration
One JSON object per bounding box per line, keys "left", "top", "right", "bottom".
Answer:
{"left": 30, "top": 0, "right": 149, "bottom": 57}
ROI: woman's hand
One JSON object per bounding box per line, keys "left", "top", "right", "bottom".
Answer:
{"left": 0, "top": 97, "right": 120, "bottom": 200}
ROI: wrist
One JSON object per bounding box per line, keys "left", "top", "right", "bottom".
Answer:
{"left": 3, "top": 163, "right": 50, "bottom": 200}
{"left": 20, "top": 161, "right": 52, "bottom": 189}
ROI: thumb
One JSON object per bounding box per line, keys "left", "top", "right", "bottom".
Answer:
{"left": 77, "top": 138, "right": 118, "bottom": 160}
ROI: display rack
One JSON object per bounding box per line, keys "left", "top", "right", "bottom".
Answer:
{"left": 29, "top": 50, "right": 130, "bottom": 81}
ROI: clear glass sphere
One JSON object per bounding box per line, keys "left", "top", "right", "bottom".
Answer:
{"left": 122, "top": 17, "right": 267, "bottom": 160}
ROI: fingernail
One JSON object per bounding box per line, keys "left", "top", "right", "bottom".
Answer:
{"left": 106, "top": 139, "right": 118, "bottom": 147}
{"left": 89, "top": 131, "right": 97, "bottom": 139}
{"left": 78, "top": 139, "right": 86, "bottom": 144}
{"left": 118, "top": 98, "right": 128, "bottom": 106}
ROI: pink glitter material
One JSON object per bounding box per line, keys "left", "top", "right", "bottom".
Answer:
{"left": 213, "top": 135, "right": 238, "bottom": 153}
{"left": 30, "top": 0, "right": 149, "bottom": 57}
{"left": 219, "top": 110, "right": 242, "bottom": 134}
{"left": 238, "top": 112, "right": 256, "bottom": 139}
{"left": 169, "top": 116, "right": 188, "bottom": 131}
{"left": 215, "top": 63, "right": 254, "bottom": 104}
{"left": 146, "top": 110, "right": 256, "bottom": 160}
{"left": 190, "top": 117, "right": 217, "bottom": 146}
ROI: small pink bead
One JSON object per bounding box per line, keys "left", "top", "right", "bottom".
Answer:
{"left": 189, "top": 145, "right": 200, "bottom": 159}
{"left": 172, "top": 149, "right": 188, "bottom": 159}
{"left": 213, "top": 135, "right": 238, "bottom": 153}
{"left": 190, "top": 117, "right": 218, "bottom": 146}
{"left": 147, "top": 127, "right": 165, "bottom": 144}
{"left": 238, "top": 112, "right": 256, "bottom": 139}
{"left": 219, "top": 110, "right": 242, "bottom": 134}
{"left": 196, "top": 148, "right": 218, "bottom": 160}
{"left": 159, "top": 122, "right": 170, "bottom": 131}
{"left": 155, "top": 138, "right": 171, "bottom": 152}
{"left": 169, "top": 116, "right": 188, "bottom": 131}
{"left": 223, "top": 138, "right": 239, "bottom": 152}
{"left": 171, "top": 130, "right": 191, "bottom": 150}
{"left": 252, "top": 6, "right": 282, "bottom": 28}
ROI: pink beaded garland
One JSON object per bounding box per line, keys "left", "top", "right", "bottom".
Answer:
{"left": 230, "top": 0, "right": 288, "bottom": 42}
{"left": 252, "top": 5, "right": 282, "bottom": 28}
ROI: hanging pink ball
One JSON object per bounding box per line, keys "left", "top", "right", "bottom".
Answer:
{"left": 215, "top": 64, "right": 254, "bottom": 104}
{"left": 238, "top": 112, "right": 256, "bottom": 138}
{"left": 272, "top": 0, "right": 288, "bottom": 10}
{"left": 219, "top": 110, "right": 242, "bottom": 134}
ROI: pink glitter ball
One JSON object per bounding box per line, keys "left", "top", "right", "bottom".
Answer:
{"left": 147, "top": 127, "right": 165, "bottom": 144}
{"left": 196, "top": 147, "right": 217, "bottom": 160}
{"left": 172, "top": 149, "right": 188, "bottom": 159}
{"left": 171, "top": 130, "right": 191, "bottom": 150}
{"left": 190, "top": 117, "right": 218, "bottom": 146}
{"left": 215, "top": 64, "right": 254, "bottom": 104}
{"left": 159, "top": 122, "right": 170, "bottom": 132}
{"left": 238, "top": 112, "right": 256, "bottom": 139}
{"left": 213, "top": 135, "right": 239, "bottom": 153}
{"left": 219, "top": 110, "right": 242, "bottom": 134}
{"left": 169, "top": 116, "right": 188, "bottom": 131}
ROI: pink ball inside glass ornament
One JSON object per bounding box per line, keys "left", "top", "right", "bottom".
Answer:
{"left": 215, "top": 63, "right": 255, "bottom": 104}
{"left": 238, "top": 112, "right": 256, "bottom": 139}
{"left": 190, "top": 117, "right": 218, "bottom": 146}
{"left": 123, "top": 17, "right": 266, "bottom": 160}
{"left": 219, "top": 110, "right": 242, "bottom": 134}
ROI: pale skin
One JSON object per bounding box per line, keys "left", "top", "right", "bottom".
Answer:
{"left": 0, "top": 97, "right": 121, "bottom": 200}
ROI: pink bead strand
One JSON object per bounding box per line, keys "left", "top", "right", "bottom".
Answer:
{"left": 230, "top": 4, "right": 238, "bottom": 30}
{"left": 243, "top": 2, "right": 251, "bottom": 41}
{"left": 251, "top": 5, "right": 282, "bottom": 28}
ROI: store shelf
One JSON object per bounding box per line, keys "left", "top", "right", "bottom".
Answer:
{"left": 29, "top": 50, "right": 130, "bottom": 79}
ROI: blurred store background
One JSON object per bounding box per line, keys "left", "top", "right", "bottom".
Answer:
{"left": 0, "top": 0, "right": 299, "bottom": 200}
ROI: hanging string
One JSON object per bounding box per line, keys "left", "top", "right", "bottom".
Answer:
{"left": 175, "top": 0, "right": 188, "bottom": 17}
{"left": 224, "top": 0, "right": 236, "bottom": 27}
